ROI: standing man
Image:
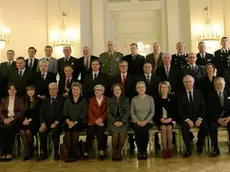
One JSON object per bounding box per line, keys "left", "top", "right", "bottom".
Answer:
{"left": 25, "top": 47, "right": 38, "bottom": 74}
{"left": 123, "top": 43, "right": 145, "bottom": 77}
{"left": 58, "top": 46, "right": 78, "bottom": 79}
{"left": 171, "top": 42, "right": 188, "bottom": 68}
{"left": 0, "top": 50, "right": 17, "bottom": 77}
{"left": 37, "top": 46, "right": 58, "bottom": 74}
{"left": 214, "top": 37, "right": 230, "bottom": 77}
{"left": 77, "top": 46, "right": 98, "bottom": 82}
{"left": 196, "top": 41, "right": 214, "bottom": 66}
{"left": 99, "top": 41, "right": 123, "bottom": 78}
{"left": 145, "top": 42, "right": 163, "bottom": 73}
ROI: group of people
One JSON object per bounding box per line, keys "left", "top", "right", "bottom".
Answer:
{"left": 0, "top": 36, "right": 230, "bottom": 163}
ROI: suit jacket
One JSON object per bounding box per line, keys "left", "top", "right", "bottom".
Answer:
{"left": 224, "top": 67, "right": 230, "bottom": 87}
{"left": 40, "top": 96, "right": 64, "bottom": 126}
{"left": 76, "top": 55, "right": 99, "bottom": 82}
{"left": 0, "top": 61, "right": 17, "bottom": 77}
{"left": 99, "top": 51, "right": 123, "bottom": 78}
{"left": 33, "top": 72, "right": 57, "bottom": 97}
{"left": 111, "top": 73, "right": 136, "bottom": 100}
{"left": 196, "top": 53, "right": 214, "bottom": 66}
{"left": 25, "top": 58, "right": 38, "bottom": 74}
{"left": 58, "top": 76, "right": 79, "bottom": 95}
{"left": 83, "top": 72, "right": 109, "bottom": 99}
{"left": 8, "top": 69, "right": 33, "bottom": 96}
{"left": 200, "top": 76, "right": 216, "bottom": 101}
{"left": 178, "top": 89, "right": 205, "bottom": 122}
{"left": 0, "top": 96, "right": 24, "bottom": 121}
{"left": 136, "top": 73, "right": 160, "bottom": 98}
{"left": 155, "top": 65, "right": 183, "bottom": 92}
{"left": 0, "top": 73, "right": 7, "bottom": 98}
{"left": 58, "top": 56, "right": 78, "bottom": 78}
{"left": 88, "top": 96, "right": 108, "bottom": 126}
{"left": 214, "top": 49, "right": 230, "bottom": 77}
{"left": 182, "top": 64, "right": 206, "bottom": 89}
{"left": 171, "top": 53, "right": 188, "bottom": 68}
{"left": 37, "top": 57, "right": 58, "bottom": 74}
{"left": 208, "top": 90, "right": 230, "bottom": 122}
{"left": 122, "top": 54, "right": 145, "bottom": 77}
{"left": 145, "top": 52, "right": 163, "bottom": 71}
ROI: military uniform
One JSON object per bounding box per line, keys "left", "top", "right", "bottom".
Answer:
{"left": 99, "top": 51, "right": 123, "bottom": 78}
{"left": 214, "top": 48, "right": 230, "bottom": 77}
{"left": 171, "top": 53, "right": 188, "bottom": 68}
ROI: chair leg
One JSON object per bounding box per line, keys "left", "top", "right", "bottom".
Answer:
{"left": 122, "top": 134, "right": 128, "bottom": 155}
{"left": 175, "top": 131, "right": 180, "bottom": 154}
{"left": 14, "top": 135, "right": 18, "bottom": 156}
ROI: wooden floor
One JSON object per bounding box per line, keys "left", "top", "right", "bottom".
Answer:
{"left": 1, "top": 134, "right": 230, "bottom": 172}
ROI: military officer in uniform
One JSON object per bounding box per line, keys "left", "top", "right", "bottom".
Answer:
{"left": 214, "top": 37, "right": 230, "bottom": 77}
{"left": 196, "top": 41, "right": 214, "bottom": 66}
{"left": 171, "top": 42, "right": 188, "bottom": 68}
{"left": 182, "top": 53, "right": 206, "bottom": 89}
{"left": 99, "top": 41, "right": 123, "bottom": 78}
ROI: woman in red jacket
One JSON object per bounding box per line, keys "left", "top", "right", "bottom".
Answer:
{"left": 84, "top": 84, "right": 108, "bottom": 160}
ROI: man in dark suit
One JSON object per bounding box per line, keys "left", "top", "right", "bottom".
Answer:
{"left": 178, "top": 75, "right": 208, "bottom": 158}
{"left": 196, "top": 41, "right": 214, "bottom": 66}
{"left": 76, "top": 46, "right": 98, "bottom": 82}
{"left": 83, "top": 59, "right": 109, "bottom": 99}
{"left": 8, "top": 56, "right": 33, "bottom": 97}
{"left": 171, "top": 42, "right": 188, "bottom": 68}
{"left": 58, "top": 65, "right": 79, "bottom": 97}
{"left": 36, "top": 82, "right": 64, "bottom": 161}
{"left": 0, "top": 50, "right": 17, "bottom": 77}
{"left": 145, "top": 42, "right": 163, "bottom": 73}
{"left": 208, "top": 77, "right": 230, "bottom": 157}
{"left": 123, "top": 43, "right": 145, "bottom": 77}
{"left": 25, "top": 47, "right": 38, "bottom": 74}
{"left": 0, "top": 72, "right": 7, "bottom": 98}
{"left": 34, "top": 60, "right": 56, "bottom": 100}
{"left": 155, "top": 53, "right": 183, "bottom": 93}
{"left": 182, "top": 53, "right": 206, "bottom": 89}
{"left": 214, "top": 37, "right": 230, "bottom": 77}
{"left": 58, "top": 46, "right": 78, "bottom": 79}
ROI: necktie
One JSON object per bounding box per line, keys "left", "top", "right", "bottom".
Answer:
{"left": 189, "top": 91, "right": 193, "bottom": 103}
{"left": 202, "top": 54, "right": 205, "bottom": 58}
{"left": 47, "top": 58, "right": 49, "bottom": 62}
{"left": 219, "top": 92, "right": 224, "bottom": 107}
{"left": 94, "top": 73, "right": 97, "bottom": 80}
{"left": 41, "top": 73, "right": 45, "bottom": 80}
{"left": 147, "top": 74, "right": 151, "bottom": 84}
{"left": 66, "top": 78, "right": 71, "bottom": 88}
{"left": 122, "top": 74, "right": 126, "bottom": 86}
{"left": 132, "top": 55, "right": 136, "bottom": 60}
{"left": 86, "top": 57, "right": 89, "bottom": 72}
{"left": 165, "top": 66, "right": 169, "bottom": 78}
{"left": 8, "top": 62, "right": 11, "bottom": 67}
{"left": 19, "top": 71, "right": 22, "bottom": 77}
{"left": 65, "top": 57, "right": 69, "bottom": 63}
{"left": 51, "top": 98, "right": 55, "bottom": 105}
{"left": 29, "top": 59, "right": 33, "bottom": 70}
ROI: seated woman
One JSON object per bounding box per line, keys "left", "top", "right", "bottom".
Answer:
{"left": 155, "top": 81, "right": 176, "bottom": 159}
{"left": 107, "top": 84, "right": 129, "bottom": 161}
{"left": 20, "top": 85, "right": 41, "bottom": 161}
{"left": 131, "top": 81, "right": 155, "bottom": 160}
{"left": 63, "top": 82, "right": 88, "bottom": 163}
{"left": 84, "top": 84, "right": 108, "bottom": 160}
{"left": 0, "top": 83, "right": 24, "bottom": 162}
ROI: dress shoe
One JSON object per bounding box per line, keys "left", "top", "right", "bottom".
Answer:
{"left": 0, "top": 156, "right": 6, "bottom": 162}
{"left": 197, "top": 147, "right": 203, "bottom": 154}
{"left": 65, "top": 157, "right": 72, "bottom": 163}
{"left": 5, "top": 157, "right": 12, "bottom": 162}
{"left": 83, "top": 154, "right": 89, "bottom": 160}
{"left": 23, "top": 155, "right": 32, "bottom": 161}
{"left": 183, "top": 149, "right": 192, "bottom": 158}
{"left": 162, "top": 150, "right": 168, "bottom": 159}
{"left": 137, "top": 152, "right": 143, "bottom": 160}
{"left": 53, "top": 154, "right": 60, "bottom": 161}
{"left": 36, "top": 153, "right": 48, "bottom": 161}
{"left": 142, "top": 151, "right": 148, "bottom": 160}
{"left": 210, "top": 149, "right": 220, "bottom": 158}
{"left": 99, "top": 155, "right": 105, "bottom": 161}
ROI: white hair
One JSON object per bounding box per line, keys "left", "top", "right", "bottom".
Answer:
{"left": 183, "top": 75, "right": 195, "bottom": 83}
{"left": 49, "top": 82, "right": 58, "bottom": 89}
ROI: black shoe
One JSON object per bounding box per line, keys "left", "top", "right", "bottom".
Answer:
{"left": 36, "top": 153, "right": 48, "bottom": 161}
{"left": 0, "top": 156, "right": 6, "bottom": 162}
{"left": 65, "top": 157, "right": 72, "bottom": 163}
{"left": 183, "top": 149, "right": 192, "bottom": 158}
{"left": 137, "top": 152, "right": 143, "bottom": 160}
{"left": 5, "top": 157, "right": 12, "bottom": 162}
{"left": 23, "top": 155, "right": 31, "bottom": 161}
{"left": 99, "top": 155, "right": 105, "bottom": 161}
{"left": 53, "top": 154, "right": 60, "bottom": 161}
{"left": 210, "top": 149, "right": 220, "bottom": 158}
{"left": 197, "top": 147, "right": 203, "bottom": 154}
{"left": 83, "top": 154, "right": 89, "bottom": 160}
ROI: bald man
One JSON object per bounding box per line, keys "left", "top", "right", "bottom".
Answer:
{"left": 76, "top": 46, "right": 98, "bottom": 82}
{"left": 182, "top": 53, "right": 206, "bottom": 88}
{"left": 99, "top": 41, "right": 123, "bottom": 78}
{"left": 171, "top": 42, "right": 188, "bottom": 68}
{"left": 145, "top": 42, "right": 163, "bottom": 73}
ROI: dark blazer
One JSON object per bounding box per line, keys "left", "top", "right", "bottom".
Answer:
{"left": 214, "top": 49, "right": 230, "bottom": 77}
{"left": 88, "top": 96, "right": 108, "bottom": 126}
{"left": 208, "top": 90, "right": 230, "bottom": 122}
{"left": 33, "top": 72, "right": 57, "bottom": 97}
{"left": 40, "top": 96, "right": 64, "bottom": 126}
{"left": 155, "top": 65, "right": 183, "bottom": 92}
{"left": 200, "top": 76, "right": 216, "bottom": 101}
{"left": 57, "top": 56, "right": 78, "bottom": 78}
{"left": 224, "top": 67, "right": 230, "bottom": 88}
{"left": 0, "top": 73, "right": 7, "bottom": 98}
{"left": 122, "top": 54, "right": 145, "bottom": 77}
{"left": 76, "top": 55, "right": 99, "bottom": 82}
{"left": 136, "top": 73, "right": 160, "bottom": 98}
{"left": 111, "top": 73, "right": 136, "bottom": 100}
{"left": 8, "top": 69, "right": 33, "bottom": 97}
{"left": 0, "top": 61, "right": 17, "bottom": 77}
{"left": 196, "top": 53, "right": 214, "bottom": 66}
{"left": 0, "top": 96, "right": 24, "bottom": 121}
{"left": 83, "top": 72, "right": 109, "bottom": 99}
{"left": 178, "top": 89, "right": 205, "bottom": 122}
{"left": 145, "top": 52, "right": 163, "bottom": 71}
{"left": 25, "top": 58, "right": 38, "bottom": 74}
{"left": 58, "top": 76, "right": 79, "bottom": 96}
{"left": 171, "top": 53, "right": 188, "bottom": 68}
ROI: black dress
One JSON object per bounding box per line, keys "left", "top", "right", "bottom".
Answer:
{"left": 21, "top": 99, "right": 41, "bottom": 133}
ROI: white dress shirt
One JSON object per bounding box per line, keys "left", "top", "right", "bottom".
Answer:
{"left": 18, "top": 68, "right": 26, "bottom": 76}
{"left": 96, "top": 96, "right": 104, "bottom": 106}
{"left": 41, "top": 72, "right": 48, "bottom": 80}
{"left": 121, "top": 73, "right": 127, "bottom": 79}
{"left": 8, "top": 97, "right": 15, "bottom": 118}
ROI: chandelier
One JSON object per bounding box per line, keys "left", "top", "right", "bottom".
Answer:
{"left": 0, "top": 25, "right": 10, "bottom": 50}
{"left": 137, "top": 42, "right": 152, "bottom": 56}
